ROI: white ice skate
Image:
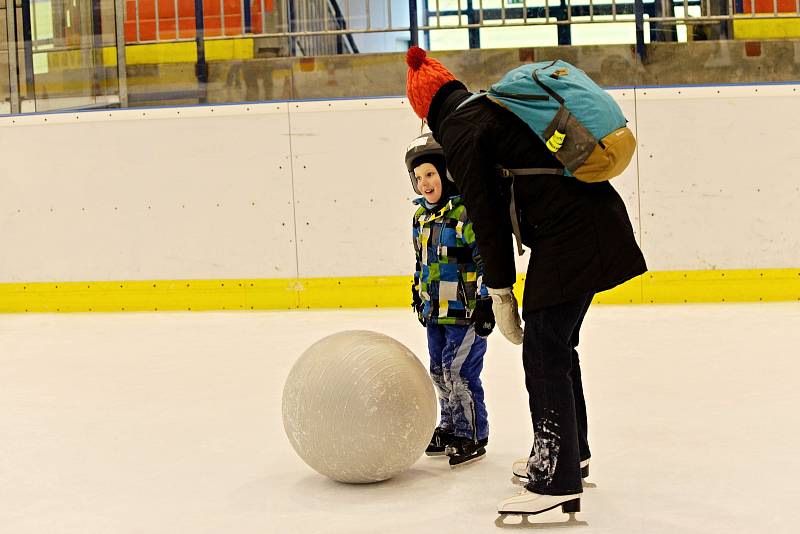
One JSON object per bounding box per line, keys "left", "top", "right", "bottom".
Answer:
{"left": 512, "top": 458, "right": 589, "bottom": 481}
{"left": 497, "top": 488, "right": 582, "bottom": 516}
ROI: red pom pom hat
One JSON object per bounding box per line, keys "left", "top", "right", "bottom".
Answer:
{"left": 405, "top": 46, "right": 456, "bottom": 120}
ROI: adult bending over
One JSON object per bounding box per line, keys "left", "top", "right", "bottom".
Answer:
{"left": 405, "top": 47, "right": 647, "bottom": 515}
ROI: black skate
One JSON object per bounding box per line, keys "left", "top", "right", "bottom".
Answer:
{"left": 425, "top": 427, "right": 456, "bottom": 457}
{"left": 447, "top": 437, "right": 488, "bottom": 468}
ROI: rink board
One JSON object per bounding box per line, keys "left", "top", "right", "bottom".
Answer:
{"left": 0, "top": 104, "right": 298, "bottom": 282}
{"left": 635, "top": 84, "right": 800, "bottom": 270}
{"left": 287, "top": 98, "right": 420, "bottom": 278}
{"left": 0, "top": 85, "right": 799, "bottom": 311}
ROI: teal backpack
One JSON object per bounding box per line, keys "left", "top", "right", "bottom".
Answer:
{"left": 463, "top": 60, "right": 636, "bottom": 183}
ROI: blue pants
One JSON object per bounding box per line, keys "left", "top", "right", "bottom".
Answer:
{"left": 426, "top": 324, "right": 488, "bottom": 441}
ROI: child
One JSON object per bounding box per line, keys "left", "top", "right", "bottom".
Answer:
{"left": 405, "top": 132, "right": 495, "bottom": 468}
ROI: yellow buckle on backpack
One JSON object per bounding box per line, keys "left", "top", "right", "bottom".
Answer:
{"left": 546, "top": 130, "right": 566, "bottom": 152}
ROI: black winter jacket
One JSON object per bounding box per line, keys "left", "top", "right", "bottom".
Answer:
{"left": 428, "top": 80, "right": 647, "bottom": 313}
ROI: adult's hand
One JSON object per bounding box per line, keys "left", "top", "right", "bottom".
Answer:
{"left": 487, "top": 287, "right": 523, "bottom": 344}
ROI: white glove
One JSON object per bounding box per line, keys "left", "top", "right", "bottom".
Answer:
{"left": 487, "top": 287, "right": 524, "bottom": 345}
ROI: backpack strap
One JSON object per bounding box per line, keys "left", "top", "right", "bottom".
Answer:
{"left": 456, "top": 91, "right": 488, "bottom": 110}
{"left": 497, "top": 166, "right": 565, "bottom": 257}
{"left": 490, "top": 90, "right": 549, "bottom": 101}
{"left": 531, "top": 64, "right": 574, "bottom": 152}
{"left": 505, "top": 168, "right": 564, "bottom": 176}
{"left": 507, "top": 176, "right": 525, "bottom": 257}
{"left": 532, "top": 62, "right": 565, "bottom": 105}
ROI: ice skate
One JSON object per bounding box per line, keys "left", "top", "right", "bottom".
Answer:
{"left": 425, "top": 427, "right": 455, "bottom": 457}
{"left": 497, "top": 488, "right": 581, "bottom": 518}
{"left": 447, "top": 436, "right": 487, "bottom": 468}
{"left": 512, "top": 457, "right": 589, "bottom": 482}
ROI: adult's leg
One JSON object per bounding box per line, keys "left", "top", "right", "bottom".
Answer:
{"left": 522, "top": 293, "right": 593, "bottom": 495}
{"left": 570, "top": 293, "right": 595, "bottom": 466}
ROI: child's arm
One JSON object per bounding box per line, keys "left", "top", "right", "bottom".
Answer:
{"left": 463, "top": 217, "right": 495, "bottom": 337}
{"left": 412, "top": 218, "right": 425, "bottom": 326}
{"left": 463, "top": 218, "right": 489, "bottom": 298}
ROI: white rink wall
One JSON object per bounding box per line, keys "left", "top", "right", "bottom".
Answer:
{"left": 1, "top": 84, "right": 798, "bottom": 284}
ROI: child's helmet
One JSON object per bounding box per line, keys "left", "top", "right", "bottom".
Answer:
{"left": 404, "top": 133, "right": 453, "bottom": 194}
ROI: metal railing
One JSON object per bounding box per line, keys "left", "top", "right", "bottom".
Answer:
{"left": 124, "top": 0, "right": 358, "bottom": 55}
{"left": 4, "top": 0, "right": 799, "bottom": 116}
{"left": 120, "top": 0, "right": 800, "bottom": 56}
{"left": 290, "top": 0, "right": 360, "bottom": 55}
{"left": 275, "top": 0, "right": 800, "bottom": 58}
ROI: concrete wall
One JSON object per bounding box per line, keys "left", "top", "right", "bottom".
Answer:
{"left": 61, "top": 40, "right": 800, "bottom": 108}
{"left": 195, "top": 40, "right": 800, "bottom": 106}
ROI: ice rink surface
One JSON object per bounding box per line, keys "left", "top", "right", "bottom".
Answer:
{"left": 2, "top": 303, "right": 799, "bottom": 534}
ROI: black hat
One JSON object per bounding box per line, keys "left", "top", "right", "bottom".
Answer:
{"left": 404, "top": 133, "right": 454, "bottom": 194}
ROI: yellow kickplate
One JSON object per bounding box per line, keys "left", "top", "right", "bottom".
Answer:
{"left": 642, "top": 269, "right": 800, "bottom": 304}
{"left": 0, "top": 279, "right": 297, "bottom": 313}
{"left": 733, "top": 19, "right": 800, "bottom": 40}
{"left": 0, "top": 269, "right": 797, "bottom": 313}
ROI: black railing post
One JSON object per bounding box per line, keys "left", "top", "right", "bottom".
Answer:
{"left": 194, "top": 0, "right": 208, "bottom": 103}
{"left": 6, "top": 0, "right": 21, "bottom": 113}
{"left": 326, "top": 0, "right": 359, "bottom": 53}
{"left": 20, "top": 0, "right": 36, "bottom": 103}
{"left": 651, "top": 0, "right": 676, "bottom": 42}
{"left": 423, "top": 2, "right": 430, "bottom": 49}
{"left": 717, "top": 0, "right": 732, "bottom": 39}
{"left": 467, "top": 0, "right": 480, "bottom": 49}
{"left": 409, "top": 0, "right": 419, "bottom": 47}
{"left": 557, "top": 0, "right": 572, "bottom": 46}
{"left": 91, "top": 0, "right": 105, "bottom": 96}
{"left": 287, "top": 0, "right": 298, "bottom": 56}
{"left": 650, "top": 0, "right": 660, "bottom": 41}
{"left": 634, "top": 0, "right": 647, "bottom": 61}
{"left": 244, "top": 1, "right": 252, "bottom": 33}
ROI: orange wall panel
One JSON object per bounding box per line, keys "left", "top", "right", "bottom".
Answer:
{"left": 124, "top": 0, "right": 274, "bottom": 42}
{"left": 741, "top": 0, "right": 798, "bottom": 14}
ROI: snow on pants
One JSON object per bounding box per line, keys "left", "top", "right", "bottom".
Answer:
{"left": 426, "top": 323, "right": 488, "bottom": 441}
{"left": 522, "top": 292, "right": 594, "bottom": 495}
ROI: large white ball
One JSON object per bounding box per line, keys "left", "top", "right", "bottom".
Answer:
{"left": 282, "top": 330, "right": 437, "bottom": 483}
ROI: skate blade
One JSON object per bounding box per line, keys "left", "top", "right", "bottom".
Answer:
{"left": 495, "top": 511, "right": 587, "bottom": 529}
{"left": 425, "top": 451, "right": 448, "bottom": 457}
{"left": 497, "top": 498, "right": 581, "bottom": 517}
{"left": 449, "top": 453, "right": 486, "bottom": 469}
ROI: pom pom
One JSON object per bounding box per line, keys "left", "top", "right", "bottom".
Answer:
{"left": 406, "top": 46, "right": 427, "bottom": 71}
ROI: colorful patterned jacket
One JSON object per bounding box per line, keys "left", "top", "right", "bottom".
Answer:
{"left": 413, "top": 195, "right": 488, "bottom": 326}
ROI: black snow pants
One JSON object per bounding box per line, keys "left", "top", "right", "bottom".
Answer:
{"left": 522, "top": 292, "right": 594, "bottom": 495}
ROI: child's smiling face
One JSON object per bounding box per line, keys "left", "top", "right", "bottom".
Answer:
{"left": 414, "top": 162, "right": 443, "bottom": 204}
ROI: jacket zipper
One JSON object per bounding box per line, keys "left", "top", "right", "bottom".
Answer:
{"left": 458, "top": 273, "right": 469, "bottom": 314}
